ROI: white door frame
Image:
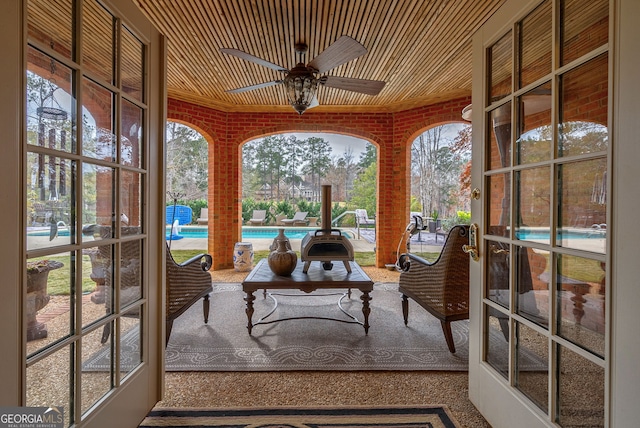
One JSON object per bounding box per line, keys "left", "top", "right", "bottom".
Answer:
{"left": 0, "top": 1, "right": 166, "bottom": 426}
{"left": 469, "top": 0, "right": 640, "bottom": 426}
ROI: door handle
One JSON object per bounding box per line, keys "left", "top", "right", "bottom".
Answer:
{"left": 462, "top": 223, "right": 479, "bottom": 261}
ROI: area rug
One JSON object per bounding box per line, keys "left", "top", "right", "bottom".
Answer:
{"left": 84, "top": 283, "right": 545, "bottom": 372}
{"left": 138, "top": 405, "right": 461, "bottom": 428}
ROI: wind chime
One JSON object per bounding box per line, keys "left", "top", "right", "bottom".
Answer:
{"left": 36, "top": 57, "right": 68, "bottom": 203}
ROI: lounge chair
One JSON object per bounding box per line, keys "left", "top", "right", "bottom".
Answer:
{"left": 197, "top": 207, "right": 208, "bottom": 225}
{"left": 246, "top": 209, "right": 267, "bottom": 225}
{"left": 281, "top": 211, "right": 308, "bottom": 226}
{"left": 397, "top": 225, "right": 470, "bottom": 353}
{"left": 355, "top": 209, "right": 375, "bottom": 227}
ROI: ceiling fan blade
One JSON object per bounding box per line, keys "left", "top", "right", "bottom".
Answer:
{"left": 220, "top": 48, "right": 288, "bottom": 72}
{"left": 307, "top": 36, "right": 367, "bottom": 73}
{"left": 307, "top": 95, "right": 320, "bottom": 110}
{"left": 322, "top": 76, "right": 386, "bottom": 96}
{"left": 226, "top": 80, "right": 282, "bottom": 94}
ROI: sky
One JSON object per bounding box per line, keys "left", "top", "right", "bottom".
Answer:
{"left": 284, "top": 124, "right": 467, "bottom": 158}
{"left": 283, "top": 133, "right": 369, "bottom": 158}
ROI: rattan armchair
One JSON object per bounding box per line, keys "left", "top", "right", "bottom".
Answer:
{"left": 165, "top": 246, "right": 213, "bottom": 344}
{"left": 398, "top": 224, "right": 470, "bottom": 353}
{"left": 85, "top": 224, "right": 213, "bottom": 345}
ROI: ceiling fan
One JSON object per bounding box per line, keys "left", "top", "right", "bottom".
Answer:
{"left": 221, "top": 36, "right": 386, "bottom": 115}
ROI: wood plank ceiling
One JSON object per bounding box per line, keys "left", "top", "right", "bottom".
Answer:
{"left": 132, "top": 0, "right": 506, "bottom": 113}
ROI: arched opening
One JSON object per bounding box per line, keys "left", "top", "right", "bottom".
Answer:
{"left": 238, "top": 132, "right": 378, "bottom": 256}
{"left": 407, "top": 122, "right": 471, "bottom": 255}
{"left": 165, "top": 121, "right": 209, "bottom": 228}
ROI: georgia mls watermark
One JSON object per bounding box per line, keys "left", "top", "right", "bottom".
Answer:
{"left": 0, "top": 407, "right": 63, "bottom": 428}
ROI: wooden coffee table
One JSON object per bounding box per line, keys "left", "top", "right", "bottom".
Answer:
{"left": 241, "top": 259, "right": 374, "bottom": 334}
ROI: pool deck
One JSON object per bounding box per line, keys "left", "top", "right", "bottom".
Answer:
{"left": 167, "top": 235, "right": 377, "bottom": 252}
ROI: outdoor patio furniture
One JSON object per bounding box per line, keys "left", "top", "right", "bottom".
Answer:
{"left": 355, "top": 209, "right": 375, "bottom": 227}
{"left": 275, "top": 213, "right": 287, "bottom": 226}
{"left": 197, "top": 207, "right": 208, "bottom": 225}
{"left": 88, "top": 224, "right": 213, "bottom": 345}
{"left": 165, "top": 245, "right": 213, "bottom": 344}
{"left": 397, "top": 224, "right": 470, "bottom": 353}
{"left": 247, "top": 209, "right": 267, "bottom": 225}
{"left": 281, "top": 211, "right": 308, "bottom": 226}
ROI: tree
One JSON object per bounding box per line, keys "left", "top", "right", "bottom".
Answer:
{"left": 282, "top": 135, "right": 304, "bottom": 200}
{"left": 324, "top": 147, "right": 358, "bottom": 201}
{"left": 301, "top": 136, "right": 332, "bottom": 201}
{"left": 411, "top": 124, "right": 470, "bottom": 218}
{"left": 166, "top": 122, "right": 209, "bottom": 200}
{"left": 358, "top": 144, "right": 377, "bottom": 169}
{"left": 350, "top": 161, "right": 377, "bottom": 215}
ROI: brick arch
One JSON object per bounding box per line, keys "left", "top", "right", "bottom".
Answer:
{"left": 237, "top": 124, "right": 383, "bottom": 149}
{"left": 166, "top": 118, "right": 216, "bottom": 148}
{"left": 167, "top": 101, "right": 224, "bottom": 145}
{"left": 404, "top": 120, "right": 471, "bottom": 150}
{"left": 166, "top": 97, "right": 472, "bottom": 269}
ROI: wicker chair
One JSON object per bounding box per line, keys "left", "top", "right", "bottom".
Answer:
{"left": 398, "top": 224, "right": 470, "bottom": 353}
{"left": 86, "top": 225, "right": 213, "bottom": 345}
{"left": 165, "top": 246, "right": 213, "bottom": 344}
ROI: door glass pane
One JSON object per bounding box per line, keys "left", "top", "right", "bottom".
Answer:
{"left": 121, "top": 100, "right": 143, "bottom": 168}
{"left": 485, "top": 307, "right": 510, "bottom": 379}
{"left": 26, "top": 254, "right": 72, "bottom": 355}
{"left": 27, "top": 153, "right": 75, "bottom": 251}
{"left": 486, "top": 240, "right": 510, "bottom": 308}
{"left": 556, "top": 344, "right": 605, "bottom": 427}
{"left": 26, "top": 346, "right": 72, "bottom": 427}
{"left": 121, "top": 171, "right": 143, "bottom": 229}
{"left": 518, "top": 0, "right": 551, "bottom": 89}
{"left": 80, "top": 327, "right": 112, "bottom": 416}
{"left": 27, "top": 48, "right": 73, "bottom": 151}
{"left": 515, "top": 322, "right": 548, "bottom": 413}
{"left": 27, "top": 0, "right": 73, "bottom": 59}
{"left": 488, "top": 103, "right": 512, "bottom": 169}
{"left": 517, "top": 83, "right": 552, "bottom": 164}
{"left": 121, "top": 27, "right": 144, "bottom": 102}
{"left": 82, "top": 246, "right": 112, "bottom": 327}
{"left": 561, "top": 0, "right": 608, "bottom": 66}
{"left": 82, "top": 0, "right": 114, "bottom": 84}
{"left": 487, "top": 173, "right": 510, "bottom": 237}
{"left": 517, "top": 247, "right": 549, "bottom": 327}
{"left": 82, "top": 163, "right": 115, "bottom": 233}
{"left": 559, "top": 54, "right": 608, "bottom": 157}
{"left": 489, "top": 31, "right": 512, "bottom": 103}
{"left": 558, "top": 159, "right": 607, "bottom": 254}
{"left": 515, "top": 166, "right": 550, "bottom": 244}
{"left": 120, "top": 308, "right": 142, "bottom": 378}
{"left": 119, "top": 238, "right": 142, "bottom": 310}
{"left": 82, "top": 78, "right": 115, "bottom": 161}
{"left": 557, "top": 255, "right": 605, "bottom": 357}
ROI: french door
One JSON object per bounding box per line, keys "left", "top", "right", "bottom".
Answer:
{"left": 0, "top": 1, "right": 165, "bottom": 426}
{"left": 468, "top": 0, "right": 612, "bottom": 426}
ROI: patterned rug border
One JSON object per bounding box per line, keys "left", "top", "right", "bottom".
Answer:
{"left": 139, "top": 405, "right": 461, "bottom": 428}
{"left": 84, "top": 283, "right": 545, "bottom": 372}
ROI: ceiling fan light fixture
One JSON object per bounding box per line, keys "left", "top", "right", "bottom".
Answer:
{"left": 284, "top": 65, "right": 318, "bottom": 115}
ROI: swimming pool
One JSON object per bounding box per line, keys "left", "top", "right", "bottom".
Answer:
{"left": 515, "top": 229, "right": 602, "bottom": 240}
{"left": 172, "top": 226, "right": 346, "bottom": 240}
{"left": 28, "top": 226, "right": 338, "bottom": 240}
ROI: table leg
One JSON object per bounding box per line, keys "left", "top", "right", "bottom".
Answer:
{"left": 244, "top": 290, "right": 256, "bottom": 334}
{"left": 361, "top": 290, "right": 371, "bottom": 334}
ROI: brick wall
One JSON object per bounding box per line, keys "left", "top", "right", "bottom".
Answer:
{"left": 168, "top": 97, "right": 471, "bottom": 269}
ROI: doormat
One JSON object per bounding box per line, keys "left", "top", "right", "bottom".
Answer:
{"left": 138, "top": 405, "right": 461, "bottom": 428}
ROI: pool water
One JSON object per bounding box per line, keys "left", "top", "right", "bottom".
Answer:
{"left": 172, "top": 226, "right": 327, "bottom": 240}
{"left": 28, "top": 226, "right": 329, "bottom": 240}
